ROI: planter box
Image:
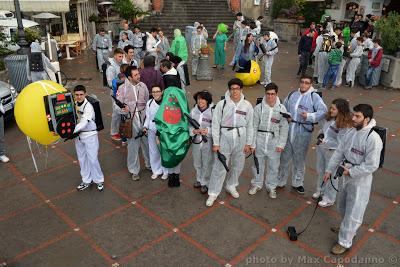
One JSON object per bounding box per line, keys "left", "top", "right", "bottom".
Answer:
{"left": 380, "top": 54, "right": 400, "bottom": 89}
{"left": 273, "top": 18, "right": 300, "bottom": 42}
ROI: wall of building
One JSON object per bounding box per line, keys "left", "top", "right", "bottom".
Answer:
{"left": 241, "top": 0, "right": 266, "bottom": 20}
{"left": 135, "top": 0, "right": 152, "bottom": 12}
{"left": 326, "top": 0, "right": 385, "bottom": 21}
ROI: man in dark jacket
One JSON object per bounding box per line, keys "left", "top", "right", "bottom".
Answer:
{"left": 297, "top": 30, "right": 314, "bottom": 76}
{"left": 139, "top": 55, "right": 164, "bottom": 96}
{"left": 160, "top": 59, "right": 182, "bottom": 89}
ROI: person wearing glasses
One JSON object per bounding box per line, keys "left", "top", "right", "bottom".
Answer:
{"left": 206, "top": 78, "right": 254, "bottom": 207}
{"left": 276, "top": 75, "right": 327, "bottom": 195}
{"left": 116, "top": 66, "right": 151, "bottom": 181}
{"left": 248, "top": 83, "right": 288, "bottom": 199}
{"left": 143, "top": 85, "right": 168, "bottom": 180}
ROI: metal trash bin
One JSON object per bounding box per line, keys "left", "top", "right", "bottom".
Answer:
{"left": 4, "top": 54, "right": 30, "bottom": 92}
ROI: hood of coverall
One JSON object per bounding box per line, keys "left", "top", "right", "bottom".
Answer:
{"left": 174, "top": 29, "right": 182, "bottom": 38}
{"left": 30, "top": 41, "right": 42, "bottom": 53}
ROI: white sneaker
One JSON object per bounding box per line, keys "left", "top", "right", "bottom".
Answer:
{"left": 206, "top": 195, "right": 217, "bottom": 207}
{"left": 260, "top": 81, "right": 266, "bottom": 85}
{"left": 318, "top": 200, "right": 334, "bottom": 207}
{"left": 248, "top": 186, "right": 261, "bottom": 195}
{"left": 226, "top": 188, "right": 239, "bottom": 198}
{"left": 268, "top": 188, "right": 277, "bottom": 199}
{"left": 151, "top": 173, "right": 159, "bottom": 180}
{"left": 161, "top": 173, "right": 168, "bottom": 180}
{"left": 312, "top": 192, "right": 321, "bottom": 200}
{"left": 0, "top": 155, "right": 10, "bottom": 163}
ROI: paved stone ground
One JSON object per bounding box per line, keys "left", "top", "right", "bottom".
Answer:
{"left": 1, "top": 42, "right": 399, "bottom": 267}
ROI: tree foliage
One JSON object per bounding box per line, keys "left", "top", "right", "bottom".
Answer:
{"left": 375, "top": 11, "right": 400, "bottom": 55}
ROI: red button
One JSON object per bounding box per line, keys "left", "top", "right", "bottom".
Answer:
{"left": 61, "top": 123, "right": 65, "bottom": 127}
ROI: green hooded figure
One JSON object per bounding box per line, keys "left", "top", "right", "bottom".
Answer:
{"left": 154, "top": 87, "right": 190, "bottom": 168}
{"left": 169, "top": 29, "right": 188, "bottom": 61}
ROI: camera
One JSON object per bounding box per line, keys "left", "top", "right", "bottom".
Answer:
{"left": 334, "top": 165, "right": 345, "bottom": 178}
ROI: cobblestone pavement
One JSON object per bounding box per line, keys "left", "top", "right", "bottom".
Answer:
{"left": 1, "top": 42, "right": 399, "bottom": 267}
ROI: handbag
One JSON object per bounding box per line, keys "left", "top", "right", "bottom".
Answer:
{"left": 119, "top": 112, "right": 133, "bottom": 139}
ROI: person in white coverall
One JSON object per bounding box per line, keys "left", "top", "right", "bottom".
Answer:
{"left": 92, "top": 28, "right": 112, "bottom": 71}
{"left": 248, "top": 83, "right": 288, "bottom": 199}
{"left": 143, "top": 85, "right": 168, "bottom": 180}
{"left": 73, "top": 85, "right": 104, "bottom": 191}
{"left": 313, "top": 98, "right": 352, "bottom": 207}
{"left": 276, "top": 75, "right": 327, "bottom": 194}
{"left": 259, "top": 31, "right": 278, "bottom": 86}
{"left": 191, "top": 26, "right": 207, "bottom": 76}
{"left": 206, "top": 78, "right": 254, "bottom": 207}
{"left": 116, "top": 66, "right": 150, "bottom": 181}
{"left": 323, "top": 104, "right": 382, "bottom": 255}
{"left": 345, "top": 37, "right": 364, "bottom": 87}
{"left": 190, "top": 90, "right": 214, "bottom": 194}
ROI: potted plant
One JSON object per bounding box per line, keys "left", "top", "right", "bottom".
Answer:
{"left": 375, "top": 11, "right": 400, "bottom": 56}
{"left": 113, "top": 0, "right": 149, "bottom": 24}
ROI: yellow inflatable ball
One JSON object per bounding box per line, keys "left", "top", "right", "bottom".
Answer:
{"left": 14, "top": 80, "right": 67, "bottom": 145}
{"left": 235, "top": 60, "right": 261, "bottom": 86}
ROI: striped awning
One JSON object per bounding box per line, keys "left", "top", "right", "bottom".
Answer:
{"left": 0, "top": 0, "right": 71, "bottom": 12}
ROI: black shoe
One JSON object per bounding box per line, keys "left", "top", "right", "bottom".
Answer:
{"left": 200, "top": 185, "right": 208, "bottom": 194}
{"left": 174, "top": 174, "right": 180, "bottom": 187}
{"left": 345, "top": 82, "right": 351, "bottom": 87}
{"left": 292, "top": 186, "right": 305, "bottom": 194}
{"left": 168, "top": 174, "right": 174, "bottom": 187}
{"left": 193, "top": 181, "right": 201, "bottom": 188}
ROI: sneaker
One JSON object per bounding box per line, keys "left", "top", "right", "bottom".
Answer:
{"left": 260, "top": 81, "right": 266, "bottom": 85}
{"left": 161, "top": 173, "right": 168, "bottom": 180}
{"left": 248, "top": 186, "right": 261, "bottom": 195}
{"left": 151, "top": 173, "right": 159, "bottom": 180}
{"left": 331, "top": 243, "right": 348, "bottom": 255}
{"left": 200, "top": 185, "right": 208, "bottom": 194}
{"left": 96, "top": 182, "right": 104, "bottom": 191}
{"left": 312, "top": 192, "right": 321, "bottom": 200}
{"left": 121, "top": 140, "right": 128, "bottom": 146}
{"left": 77, "top": 182, "right": 90, "bottom": 191}
{"left": 268, "top": 188, "right": 277, "bottom": 199}
{"left": 318, "top": 200, "right": 334, "bottom": 207}
{"left": 145, "top": 166, "right": 152, "bottom": 171}
{"left": 206, "top": 195, "right": 217, "bottom": 207}
{"left": 0, "top": 155, "right": 10, "bottom": 163}
{"left": 226, "top": 188, "right": 239, "bottom": 198}
{"left": 131, "top": 173, "right": 140, "bottom": 181}
{"left": 276, "top": 184, "right": 286, "bottom": 189}
{"left": 193, "top": 181, "right": 201, "bottom": 188}
{"left": 364, "top": 85, "right": 372, "bottom": 90}
{"left": 292, "top": 186, "right": 305, "bottom": 194}
{"left": 111, "top": 134, "right": 121, "bottom": 141}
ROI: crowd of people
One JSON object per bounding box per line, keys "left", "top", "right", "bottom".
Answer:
{"left": 0, "top": 13, "right": 386, "bottom": 257}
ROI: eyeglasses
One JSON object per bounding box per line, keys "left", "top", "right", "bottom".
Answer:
{"left": 300, "top": 80, "right": 311, "bottom": 84}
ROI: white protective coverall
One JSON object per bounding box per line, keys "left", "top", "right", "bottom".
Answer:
{"left": 74, "top": 98, "right": 104, "bottom": 184}
{"left": 208, "top": 91, "right": 254, "bottom": 197}
{"left": 315, "top": 119, "right": 350, "bottom": 203}
{"left": 251, "top": 98, "right": 288, "bottom": 190}
{"left": 189, "top": 104, "right": 214, "bottom": 187}
{"left": 261, "top": 38, "right": 278, "bottom": 85}
{"left": 92, "top": 33, "right": 112, "bottom": 70}
{"left": 345, "top": 44, "right": 363, "bottom": 86}
{"left": 144, "top": 98, "right": 167, "bottom": 176}
{"left": 326, "top": 119, "right": 382, "bottom": 248}
{"left": 116, "top": 79, "right": 150, "bottom": 175}
{"left": 106, "top": 58, "right": 122, "bottom": 136}
{"left": 277, "top": 88, "right": 327, "bottom": 187}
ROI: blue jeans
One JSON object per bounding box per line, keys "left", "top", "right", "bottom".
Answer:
{"left": 323, "top": 64, "right": 340, "bottom": 87}
{"left": 365, "top": 66, "right": 377, "bottom": 87}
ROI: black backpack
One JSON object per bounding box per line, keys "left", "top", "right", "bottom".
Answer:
{"left": 29, "top": 52, "right": 44, "bottom": 72}
{"left": 86, "top": 95, "right": 104, "bottom": 131}
{"left": 367, "top": 126, "right": 387, "bottom": 168}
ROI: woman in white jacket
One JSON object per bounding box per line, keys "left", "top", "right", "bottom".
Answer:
{"left": 143, "top": 85, "right": 168, "bottom": 180}
{"left": 314, "top": 98, "right": 352, "bottom": 207}
{"left": 189, "top": 90, "right": 214, "bottom": 194}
